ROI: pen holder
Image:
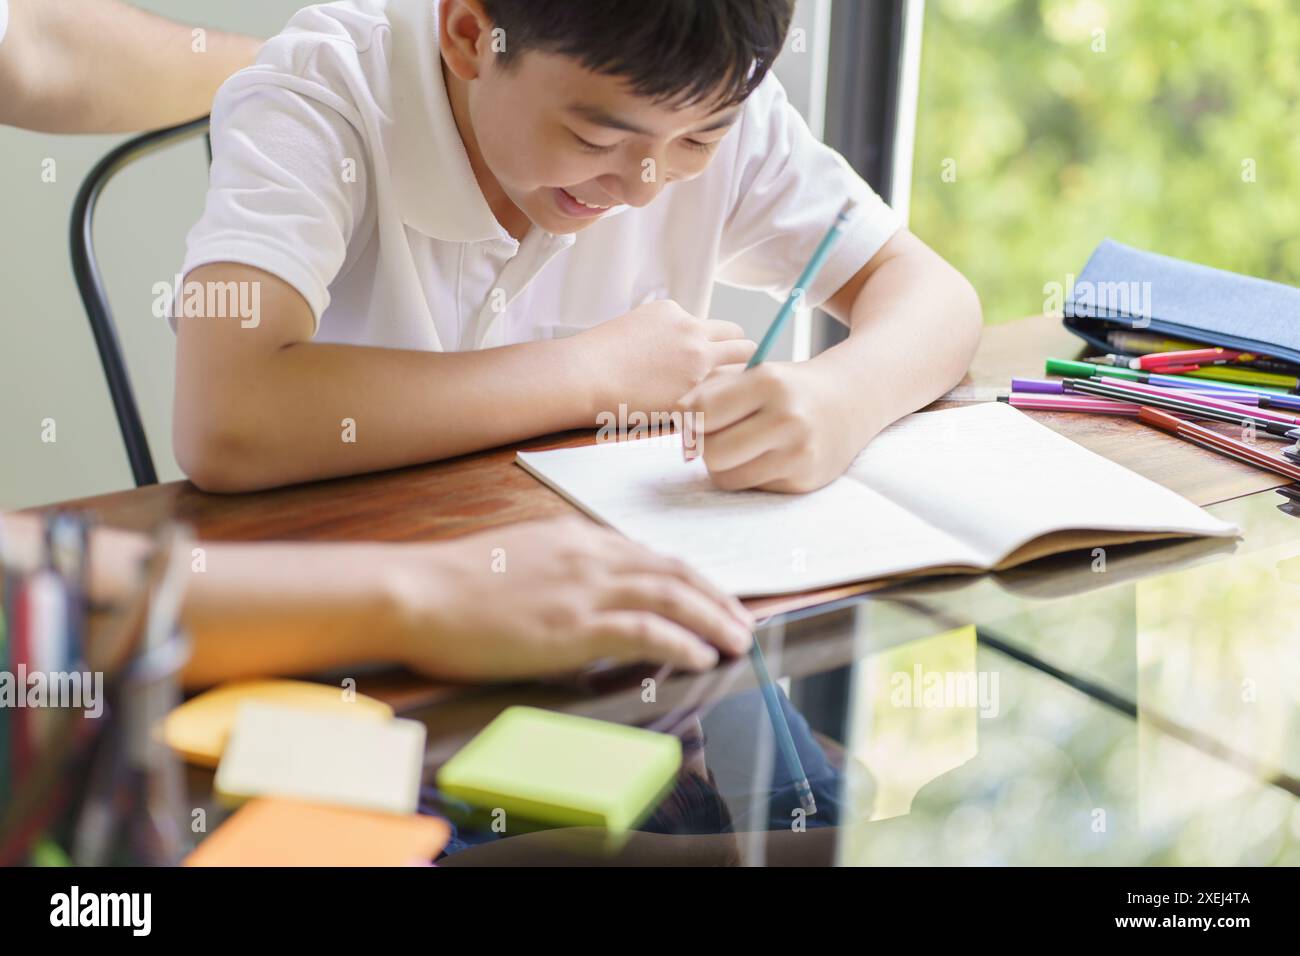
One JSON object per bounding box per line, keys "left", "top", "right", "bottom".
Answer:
{"left": 0, "top": 522, "right": 194, "bottom": 866}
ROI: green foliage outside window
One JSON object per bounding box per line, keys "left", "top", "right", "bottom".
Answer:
{"left": 910, "top": 0, "right": 1300, "bottom": 324}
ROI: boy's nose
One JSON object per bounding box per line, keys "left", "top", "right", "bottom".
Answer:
{"left": 615, "top": 169, "right": 664, "bottom": 209}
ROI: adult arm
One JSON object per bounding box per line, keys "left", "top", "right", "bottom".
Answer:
{"left": 0, "top": 0, "right": 260, "bottom": 133}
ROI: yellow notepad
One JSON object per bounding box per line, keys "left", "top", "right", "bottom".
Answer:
{"left": 435, "top": 706, "right": 681, "bottom": 835}
{"left": 163, "top": 679, "right": 393, "bottom": 767}
{"left": 185, "top": 798, "right": 449, "bottom": 867}
{"left": 215, "top": 703, "right": 426, "bottom": 814}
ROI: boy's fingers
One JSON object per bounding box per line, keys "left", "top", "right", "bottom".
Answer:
{"left": 703, "top": 319, "right": 747, "bottom": 341}
{"left": 707, "top": 448, "right": 790, "bottom": 491}
{"left": 679, "top": 375, "right": 766, "bottom": 433}
{"left": 701, "top": 411, "right": 791, "bottom": 474}
{"left": 712, "top": 338, "right": 757, "bottom": 367}
{"left": 678, "top": 363, "right": 749, "bottom": 408}
{"left": 587, "top": 611, "right": 720, "bottom": 671}
{"left": 601, "top": 575, "right": 752, "bottom": 656}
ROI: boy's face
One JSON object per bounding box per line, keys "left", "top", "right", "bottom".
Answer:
{"left": 463, "top": 50, "right": 741, "bottom": 235}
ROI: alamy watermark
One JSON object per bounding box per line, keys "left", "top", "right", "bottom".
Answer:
{"left": 596, "top": 403, "right": 703, "bottom": 455}
{"left": 1044, "top": 273, "right": 1153, "bottom": 325}
{"left": 890, "top": 664, "right": 1000, "bottom": 718}
{"left": 1, "top": 666, "right": 103, "bottom": 718}
{"left": 153, "top": 273, "right": 261, "bottom": 328}
{"left": 50, "top": 886, "right": 150, "bottom": 936}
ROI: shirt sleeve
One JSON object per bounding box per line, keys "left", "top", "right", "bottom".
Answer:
{"left": 179, "top": 42, "right": 371, "bottom": 333}
{"left": 0, "top": 0, "right": 10, "bottom": 47}
{"left": 715, "top": 74, "right": 904, "bottom": 310}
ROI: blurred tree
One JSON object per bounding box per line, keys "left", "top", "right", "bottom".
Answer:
{"left": 911, "top": 0, "right": 1300, "bottom": 324}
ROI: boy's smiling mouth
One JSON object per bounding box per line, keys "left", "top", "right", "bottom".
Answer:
{"left": 554, "top": 186, "right": 620, "bottom": 219}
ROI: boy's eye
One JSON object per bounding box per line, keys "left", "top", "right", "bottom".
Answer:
{"left": 571, "top": 131, "right": 618, "bottom": 154}
{"left": 681, "top": 138, "right": 719, "bottom": 154}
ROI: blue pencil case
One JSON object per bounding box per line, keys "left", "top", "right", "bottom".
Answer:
{"left": 1062, "top": 239, "right": 1300, "bottom": 366}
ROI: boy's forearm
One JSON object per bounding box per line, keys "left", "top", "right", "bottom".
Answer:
{"left": 817, "top": 239, "right": 981, "bottom": 445}
{"left": 176, "top": 337, "right": 600, "bottom": 492}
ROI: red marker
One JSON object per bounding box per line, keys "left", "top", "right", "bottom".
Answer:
{"left": 1130, "top": 347, "right": 1251, "bottom": 371}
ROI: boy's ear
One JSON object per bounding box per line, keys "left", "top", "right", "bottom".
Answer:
{"left": 439, "top": 0, "right": 494, "bottom": 81}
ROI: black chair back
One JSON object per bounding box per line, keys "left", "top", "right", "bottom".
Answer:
{"left": 69, "top": 116, "right": 212, "bottom": 487}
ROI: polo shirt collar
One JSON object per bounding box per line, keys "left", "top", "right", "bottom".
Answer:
{"left": 388, "top": 0, "right": 507, "bottom": 243}
{"left": 386, "top": 0, "right": 630, "bottom": 244}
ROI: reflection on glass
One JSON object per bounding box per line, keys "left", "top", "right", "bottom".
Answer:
{"left": 1137, "top": 538, "right": 1300, "bottom": 790}
{"left": 844, "top": 625, "right": 982, "bottom": 827}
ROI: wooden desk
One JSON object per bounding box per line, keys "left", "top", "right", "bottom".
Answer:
{"left": 964, "top": 317, "right": 1290, "bottom": 506}
{"left": 27, "top": 313, "right": 1297, "bottom": 769}
{"left": 34, "top": 314, "right": 1288, "bottom": 544}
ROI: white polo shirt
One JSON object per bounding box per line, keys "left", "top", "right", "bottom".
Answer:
{"left": 182, "top": 0, "right": 902, "bottom": 352}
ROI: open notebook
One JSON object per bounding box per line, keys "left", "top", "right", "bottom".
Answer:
{"left": 516, "top": 402, "right": 1239, "bottom": 597}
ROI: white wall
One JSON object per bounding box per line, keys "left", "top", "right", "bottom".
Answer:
{"left": 0, "top": 1, "right": 305, "bottom": 509}
{"left": 714, "top": 0, "right": 831, "bottom": 363}
{"left": 0, "top": 0, "right": 831, "bottom": 509}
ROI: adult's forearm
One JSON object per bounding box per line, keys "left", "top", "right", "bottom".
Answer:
{"left": 177, "top": 541, "right": 412, "bottom": 687}
{"left": 0, "top": 512, "right": 410, "bottom": 687}
{"left": 3, "top": 0, "right": 259, "bottom": 133}
{"left": 0, "top": 511, "right": 150, "bottom": 606}
{"left": 175, "top": 336, "right": 600, "bottom": 492}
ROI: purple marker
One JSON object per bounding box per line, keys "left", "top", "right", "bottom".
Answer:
{"left": 1260, "top": 393, "right": 1300, "bottom": 412}
{"left": 1011, "top": 377, "right": 1065, "bottom": 394}
{"left": 1016, "top": 376, "right": 1260, "bottom": 404}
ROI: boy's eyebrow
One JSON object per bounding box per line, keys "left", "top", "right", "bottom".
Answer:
{"left": 566, "top": 104, "right": 740, "bottom": 136}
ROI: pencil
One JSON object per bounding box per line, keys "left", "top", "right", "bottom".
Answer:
{"left": 748, "top": 631, "right": 816, "bottom": 815}
{"left": 735, "top": 202, "right": 861, "bottom": 815}
{"left": 747, "top": 198, "right": 857, "bottom": 369}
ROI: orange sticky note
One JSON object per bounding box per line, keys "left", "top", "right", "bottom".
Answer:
{"left": 185, "top": 798, "right": 450, "bottom": 867}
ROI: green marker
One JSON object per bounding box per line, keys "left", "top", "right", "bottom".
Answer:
{"left": 1045, "top": 358, "right": 1144, "bottom": 382}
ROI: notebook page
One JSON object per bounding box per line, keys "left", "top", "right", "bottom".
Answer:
{"left": 847, "top": 401, "right": 1238, "bottom": 565}
{"left": 516, "top": 436, "right": 985, "bottom": 596}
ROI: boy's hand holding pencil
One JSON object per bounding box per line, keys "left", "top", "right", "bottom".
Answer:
{"left": 675, "top": 199, "right": 878, "bottom": 494}
{"left": 572, "top": 299, "right": 755, "bottom": 418}
{"left": 677, "top": 360, "right": 872, "bottom": 493}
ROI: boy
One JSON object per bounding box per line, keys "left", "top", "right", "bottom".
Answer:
{"left": 175, "top": 0, "right": 980, "bottom": 495}
{"left": 0, "top": 0, "right": 753, "bottom": 683}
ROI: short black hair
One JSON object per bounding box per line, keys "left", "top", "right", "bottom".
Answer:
{"left": 482, "top": 0, "right": 796, "bottom": 108}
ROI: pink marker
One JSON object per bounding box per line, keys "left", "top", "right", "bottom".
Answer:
{"left": 1001, "top": 393, "right": 1141, "bottom": 416}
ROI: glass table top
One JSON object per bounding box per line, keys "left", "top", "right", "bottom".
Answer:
{"left": 413, "top": 484, "right": 1300, "bottom": 866}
